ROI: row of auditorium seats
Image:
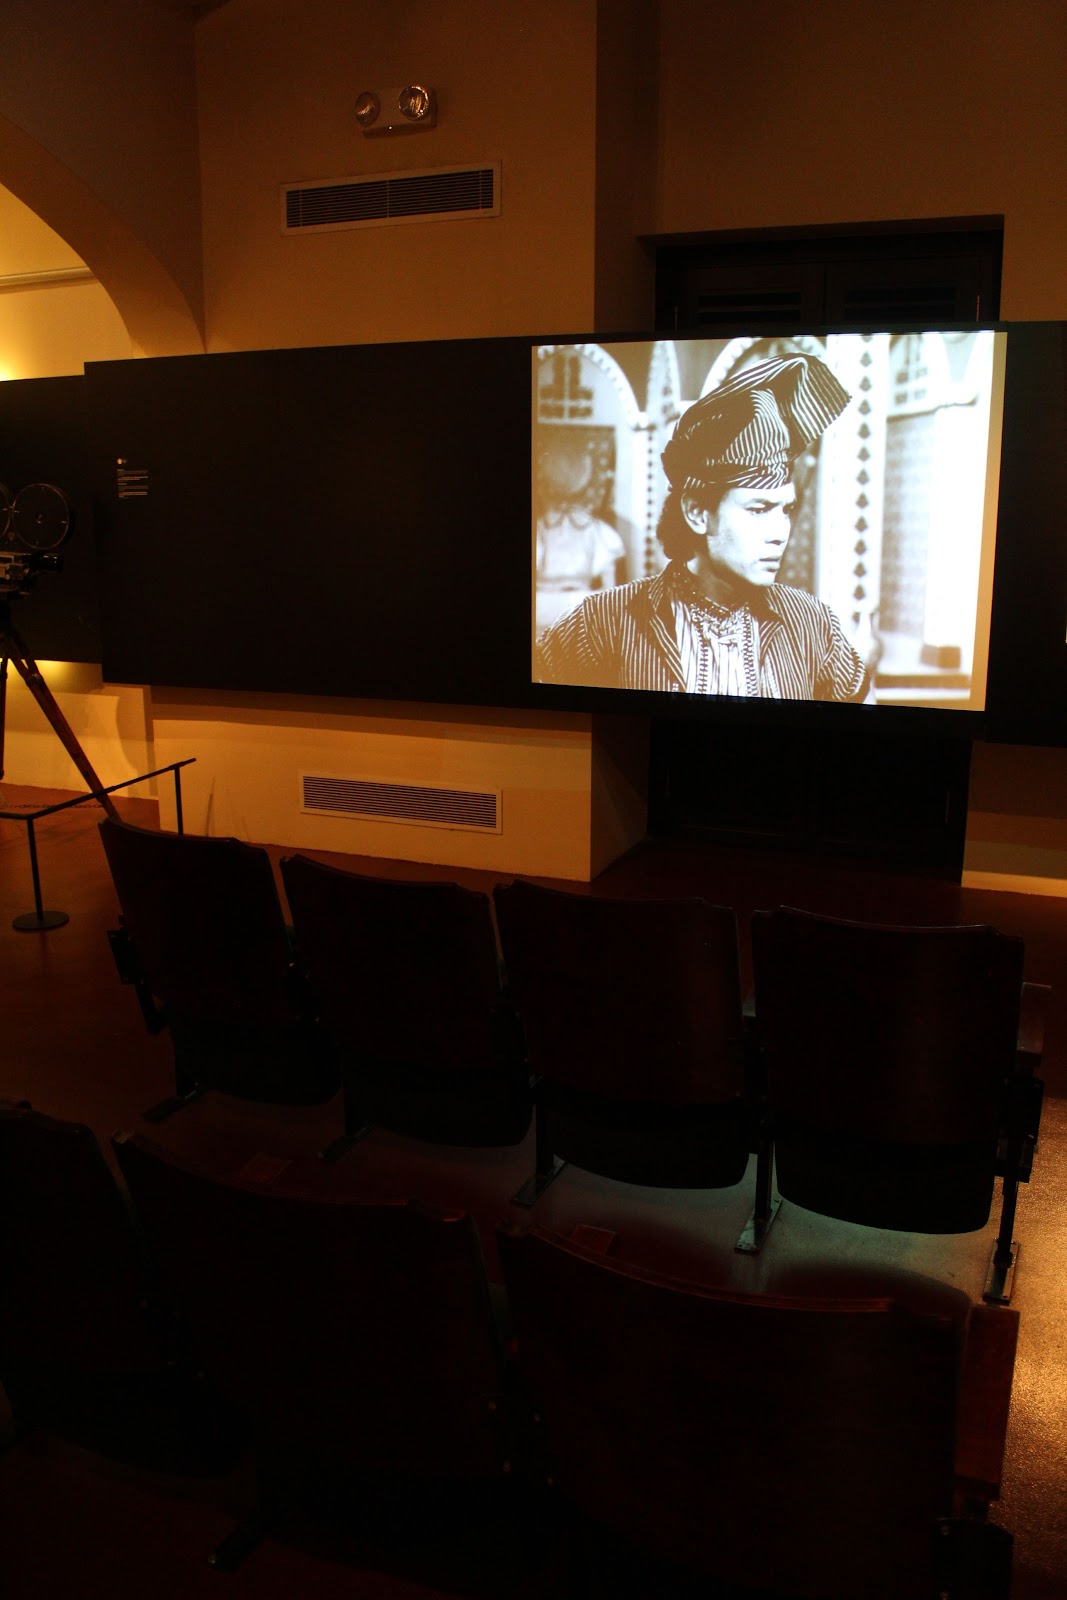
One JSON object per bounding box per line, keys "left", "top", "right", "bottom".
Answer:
{"left": 0, "top": 1099, "right": 1018, "bottom": 1598}
{"left": 96, "top": 814, "right": 1047, "bottom": 1303}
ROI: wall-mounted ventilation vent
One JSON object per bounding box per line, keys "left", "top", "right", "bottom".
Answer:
{"left": 300, "top": 773, "right": 501, "bottom": 834}
{"left": 282, "top": 162, "right": 500, "bottom": 234}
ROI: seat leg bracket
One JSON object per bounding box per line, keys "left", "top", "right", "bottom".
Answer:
{"left": 512, "top": 1157, "right": 566, "bottom": 1208}
{"left": 735, "top": 1191, "right": 782, "bottom": 1254}
{"left": 983, "top": 1240, "right": 1018, "bottom": 1305}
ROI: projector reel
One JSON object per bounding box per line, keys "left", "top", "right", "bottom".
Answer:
{"left": 0, "top": 482, "right": 74, "bottom": 597}
{"left": 9, "top": 482, "right": 73, "bottom": 552}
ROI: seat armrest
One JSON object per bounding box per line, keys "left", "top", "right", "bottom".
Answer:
{"left": 953, "top": 1304, "right": 1019, "bottom": 1503}
{"left": 1016, "top": 981, "right": 1049, "bottom": 1065}
{"left": 999, "top": 982, "right": 1049, "bottom": 1164}
{"left": 741, "top": 992, "right": 766, "bottom": 1104}
{"left": 107, "top": 925, "right": 167, "bottom": 1034}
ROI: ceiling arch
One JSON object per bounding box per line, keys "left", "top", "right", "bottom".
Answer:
{"left": 0, "top": 111, "right": 203, "bottom": 358}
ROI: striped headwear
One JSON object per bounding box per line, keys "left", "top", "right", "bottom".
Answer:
{"left": 661, "top": 354, "right": 851, "bottom": 494}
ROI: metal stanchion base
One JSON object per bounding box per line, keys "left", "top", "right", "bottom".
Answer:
{"left": 13, "top": 908, "right": 69, "bottom": 931}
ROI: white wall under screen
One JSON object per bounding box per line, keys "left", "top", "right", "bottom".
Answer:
{"left": 532, "top": 330, "right": 1006, "bottom": 711}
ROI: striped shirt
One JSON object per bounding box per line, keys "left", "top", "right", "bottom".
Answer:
{"left": 535, "top": 562, "right": 871, "bottom": 703}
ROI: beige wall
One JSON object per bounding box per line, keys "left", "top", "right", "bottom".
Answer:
{"left": 197, "top": 0, "right": 601, "bottom": 350}
{"left": 145, "top": 694, "right": 600, "bottom": 880}
{"left": 2, "top": 0, "right": 1067, "bottom": 886}
{"left": 1, "top": 184, "right": 88, "bottom": 275}
{"left": 0, "top": 186, "right": 131, "bottom": 378}
{"left": 655, "top": 0, "right": 1067, "bottom": 317}
{"left": 593, "top": 0, "right": 659, "bottom": 333}
{"left": 0, "top": 0, "right": 203, "bottom": 344}
{"left": 1, "top": 664, "right": 152, "bottom": 794}
{"left": 2, "top": 673, "right": 609, "bottom": 882}
{"left": 0, "top": 0, "right": 650, "bottom": 880}
{"left": 0, "top": 280, "right": 130, "bottom": 382}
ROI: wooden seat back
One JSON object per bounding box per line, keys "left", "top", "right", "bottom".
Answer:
{"left": 281, "top": 853, "right": 530, "bottom": 1144}
{"left": 115, "top": 1131, "right": 512, "bottom": 1480}
{"left": 0, "top": 1103, "right": 241, "bottom": 1470}
{"left": 99, "top": 814, "right": 297, "bottom": 1027}
{"left": 751, "top": 906, "right": 1026, "bottom": 1230}
{"left": 494, "top": 880, "right": 750, "bottom": 1187}
{"left": 498, "top": 1223, "right": 965, "bottom": 1600}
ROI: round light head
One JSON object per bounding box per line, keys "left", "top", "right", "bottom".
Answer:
{"left": 398, "top": 84, "right": 434, "bottom": 123}
{"left": 354, "top": 91, "right": 381, "bottom": 128}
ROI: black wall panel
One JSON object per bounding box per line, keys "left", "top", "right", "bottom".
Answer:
{"left": 85, "top": 338, "right": 535, "bottom": 705}
{"left": 984, "top": 322, "right": 1067, "bottom": 745}
{"left": 0, "top": 323, "right": 1055, "bottom": 755}
{"left": 0, "top": 375, "right": 100, "bottom": 663}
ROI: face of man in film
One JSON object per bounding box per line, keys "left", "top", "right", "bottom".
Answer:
{"left": 682, "top": 482, "right": 798, "bottom": 595}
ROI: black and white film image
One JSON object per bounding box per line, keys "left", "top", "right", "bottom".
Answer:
{"left": 532, "top": 332, "right": 1006, "bottom": 709}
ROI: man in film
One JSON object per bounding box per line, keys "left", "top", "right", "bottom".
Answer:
{"left": 535, "top": 354, "right": 874, "bottom": 703}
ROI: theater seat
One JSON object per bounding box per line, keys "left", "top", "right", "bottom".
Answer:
{"left": 113, "top": 1130, "right": 523, "bottom": 1571}
{"left": 748, "top": 906, "right": 1047, "bottom": 1302}
{"left": 493, "top": 879, "right": 754, "bottom": 1203}
{"left": 280, "top": 853, "right": 532, "bottom": 1155}
{"left": 0, "top": 1101, "right": 243, "bottom": 1473}
{"left": 497, "top": 1221, "right": 1016, "bottom": 1600}
{"left": 99, "top": 815, "right": 339, "bottom": 1117}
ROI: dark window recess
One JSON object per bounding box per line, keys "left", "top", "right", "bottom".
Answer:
{"left": 654, "top": 221, "right": 1002, "bottom": 331}
{"left": 690, "top": 263, "right": 825, "bottom": 328}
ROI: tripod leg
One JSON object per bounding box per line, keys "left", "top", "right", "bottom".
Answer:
{"left": 0, "top": 649, "right": 7, "bottom": 806}
{"left": 0, "top": 653, "right": 7, "bottom": 803}
{"left": 6, "top": 641, "right": 118, "bottom": 820}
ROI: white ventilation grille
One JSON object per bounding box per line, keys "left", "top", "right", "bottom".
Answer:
{"left": 282, "top": 163, "right": 500, "bottom": 233}
{"left": 300, "top": 773, "right": 501, "bottom": 834}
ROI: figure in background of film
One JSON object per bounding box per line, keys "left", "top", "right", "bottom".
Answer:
{"left": 535, "top": 354, "right": 875, "bottom": 703}
{"left": 535, "top": 429, "right": 627, "bottom": 636}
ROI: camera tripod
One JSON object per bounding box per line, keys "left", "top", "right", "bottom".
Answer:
{"left": 0, "top": 596, "right": 118, "bottom": 927}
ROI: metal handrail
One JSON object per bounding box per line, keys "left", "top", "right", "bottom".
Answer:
{"left": 0, "top": 758, "right": 197, "bottom": 931}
